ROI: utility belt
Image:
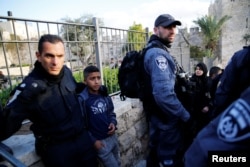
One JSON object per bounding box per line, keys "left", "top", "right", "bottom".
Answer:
{"left": 34, "top": 128, "right": 89, "bottom": 156}
{"left": 143, "top": 101, "right": 169, "bottom": 124}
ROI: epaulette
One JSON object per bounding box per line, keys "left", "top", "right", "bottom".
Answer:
{"left": 7, "top": 80, "right": 46, "bottom": 105}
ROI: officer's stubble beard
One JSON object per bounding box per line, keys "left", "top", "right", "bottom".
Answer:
{"left": 157, "top": 30, "right": 173, "bottom": 46}
{"left": 157, "top": 31, "right": 172, "bottom": 44}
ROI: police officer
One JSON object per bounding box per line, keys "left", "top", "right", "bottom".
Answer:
{"left": 0, "top": 34, "right": 98, "bottom": 167}
{"left": 213, "top": 45, "right": 250, "bottom": 117}
{"left": 142, "top": 14, "right": 190, "bottom": 167}
{"left": 185, "top": 45, "right": 250, "bottom": 166}
{"left": 184, "top": 85, "right": 250, "bottom": 167}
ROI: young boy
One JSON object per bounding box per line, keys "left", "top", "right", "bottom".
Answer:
{"left": 78, "top": 65, "right": 121, "bottom": 167}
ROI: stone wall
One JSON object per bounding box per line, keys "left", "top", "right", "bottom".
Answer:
{"left": 171, "top": 0, "right": 250, "bottom": 70}
{"left": 1, "top": 96, "right": 148, "bottom": 167}
{"left": 208, "top": 0, "right": 250, "bottom": 67}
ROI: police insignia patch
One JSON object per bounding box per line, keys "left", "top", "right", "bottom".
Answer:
{"left": 217, "top": 99, "right": 250, "bottom": 142}
{"left": 20, "top": 83, "right": 26, "bottom": 88}
{"left": 155, "top": 55, "right": 167, "bottom": 71}
{"left": 7, "top": 83, "right": 26, "bottom": 105}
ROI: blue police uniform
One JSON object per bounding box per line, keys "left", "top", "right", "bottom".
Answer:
{"left": 213, "top": 46, "right": 250, "bottom": 117}
{"left": 185, "top": 86, "right": 250, "bottom": 167}
{"left": 143, "top": 35, "right": 190, "bottom": 167}
{"left": 0, "top": 61, "right": 98, "bottom": 167}
{"left": 185, "top": 46, "right": 250, "bottom": 167}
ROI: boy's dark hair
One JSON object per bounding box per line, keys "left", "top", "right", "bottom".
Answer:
{"left": 83, "top": 65, "right": 100, "bottom": 79}
{"left": 38, "top": 34, "right": 64, "bottom": 53}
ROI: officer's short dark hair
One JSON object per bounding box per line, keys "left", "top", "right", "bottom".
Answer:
{"left": 38, "top": 34, "right": 64, "bottom": 53}
{"left": 83, "top": 65, "right": 100, "bottom": 79}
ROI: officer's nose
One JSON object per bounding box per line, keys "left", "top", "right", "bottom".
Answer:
{"left": 52, "top": 57, "right": 59, "bottom": 65}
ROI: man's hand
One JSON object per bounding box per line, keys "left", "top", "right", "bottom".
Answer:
{"left": 202, "top": 106, "right": 209, "bottom": 113}
{"left": 107, "top": 123, "right": 116, "bottom": 135}
{"left": 94, "top": 140, "right": 105, "bottom": 150}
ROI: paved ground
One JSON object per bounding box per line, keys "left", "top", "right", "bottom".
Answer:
{"left": 15, "top": 121, "right": 32, "bottom": 135}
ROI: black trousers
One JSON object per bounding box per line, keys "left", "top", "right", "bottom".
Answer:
{"left": 36, "top": 130, "right": 98, "bottom": 167}
{"left": 146, "top": 122, "right": 184, "bottom": 167}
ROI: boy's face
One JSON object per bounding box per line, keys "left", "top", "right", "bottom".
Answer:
{"left": 84, "top": 72, "right": 101, "bottom": 94}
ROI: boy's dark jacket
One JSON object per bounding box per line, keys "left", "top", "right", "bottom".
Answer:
{"left": 77, "top": 85, "right": 117, "bottom": 143}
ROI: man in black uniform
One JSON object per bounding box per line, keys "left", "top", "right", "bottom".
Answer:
{"left": 0, "top": 34, "right": 98, "bottom": 167}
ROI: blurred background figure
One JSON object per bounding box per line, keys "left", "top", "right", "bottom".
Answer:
{"left": 109, "top": 57, "right": 118, "bottom": 69}
{"left": 209, "top": 66, "right": 223, "bottom": 80}
{"left": 208, "top": 66, "right": 224, "bottom": 105}
{"left": 0, "top": 71, "right": 8, "bottom": 89}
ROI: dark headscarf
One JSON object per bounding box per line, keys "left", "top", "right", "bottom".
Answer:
{"left": 195, "top": 62, "right": 208, "bottom": 78}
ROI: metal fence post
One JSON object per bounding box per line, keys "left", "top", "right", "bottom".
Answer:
{"left": 92, "top": 17, "right": 104, "bottom": 84}
{"left": 145, "top": 27, "right": 149, "bottom": 42}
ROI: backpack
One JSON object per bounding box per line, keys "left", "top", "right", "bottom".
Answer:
{"left": 118, "top": 44, "right": 158, "bottom": 101}
{"left": 117, "top": 42, "right": 191, "bottom": 101}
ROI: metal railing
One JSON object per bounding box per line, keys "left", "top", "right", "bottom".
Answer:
{"left": 0, "top": 15, "right": 192, "bottom": 166}
{"left": 0, "top": 142, "right": 26, "bottom": 167}
{"left": 0, "top": 15, "right": 150, "bottom": 166}
{"left": 0, "top": 15, "right": 150, "bottom": 94}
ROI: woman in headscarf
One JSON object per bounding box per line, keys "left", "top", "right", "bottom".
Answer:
{"left": 189, "top": 62, "right": 211, "bottom": 136}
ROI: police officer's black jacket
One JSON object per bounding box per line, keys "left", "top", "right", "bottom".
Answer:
{"left": 0, "top": 61, "right": 87, "bottom": 142}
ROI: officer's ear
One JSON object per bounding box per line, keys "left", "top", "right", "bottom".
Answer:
{"left": 36, "top": 51, "right": 39, "bottom": 57}
{"left": 36, "top": 51, "right": 42, "bottom": 62}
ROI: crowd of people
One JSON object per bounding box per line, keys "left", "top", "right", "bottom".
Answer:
{"left": 0, "top": 13, "right": 250, "bottom": 167}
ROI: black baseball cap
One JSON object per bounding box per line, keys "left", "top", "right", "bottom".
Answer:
{"left": 154, "top": 14, "right": 181, "bottom": 27}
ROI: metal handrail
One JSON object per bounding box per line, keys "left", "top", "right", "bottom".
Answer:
{"left": 0, "top": 143, "right": 26, "bottom": 167}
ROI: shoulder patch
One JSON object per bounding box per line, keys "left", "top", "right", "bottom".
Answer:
{"left": 155, "top": 55, "right": 168, "bottom": 71}
{"left": 217, "top": 99, "right": 250, "bottom": 142}
{"left": 7, "top": 83, "right": 26, "bottom": 105}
